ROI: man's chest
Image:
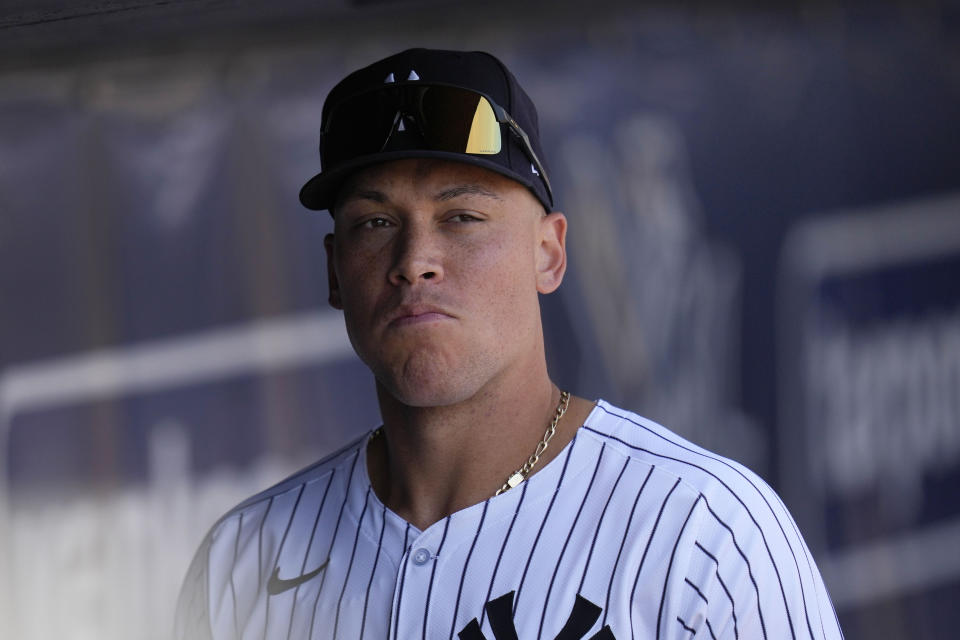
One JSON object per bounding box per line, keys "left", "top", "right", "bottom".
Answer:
{"left": 225, "top": 513, "right": 648, "bottom": 640}
{"left": 208, "top": 461, "right": 686, "bottom": 640}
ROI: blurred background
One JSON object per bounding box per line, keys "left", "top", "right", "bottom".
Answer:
{"left": 1, "top": 1, "right": 958, "bottom": 638}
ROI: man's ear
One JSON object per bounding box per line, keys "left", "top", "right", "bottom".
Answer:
{"left": 535, "top": 211, "right": 567, "bottom": 294}
{"left": 324, "top": 233, "right": 343, "bottom": 309}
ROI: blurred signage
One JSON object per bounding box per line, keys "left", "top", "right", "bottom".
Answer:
{"left": 777, "top": 194, "right": 960, "bottom": 636}
{"left": 0, "top": 311, "right": 364, "bottom": 640}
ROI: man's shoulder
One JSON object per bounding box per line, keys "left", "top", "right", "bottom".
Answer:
{"left": 582, "top": 400, "right": 786, "bottom": 523}
{"left": 206, "top": 430, "right": 371, "bottom": 539}
{"left": 581, "top": 402, "right": 843, "bottom": 638}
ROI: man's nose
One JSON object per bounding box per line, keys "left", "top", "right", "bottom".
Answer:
{"left": 387, "top": 224, "right": 443, "bottom": 285}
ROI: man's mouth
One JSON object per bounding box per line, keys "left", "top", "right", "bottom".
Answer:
{"left": 387, "top": 304, "right": 455, "bottom": 327}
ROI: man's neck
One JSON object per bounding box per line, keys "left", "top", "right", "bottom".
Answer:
{"left": 366, "top": 373, "right": 592, "bottom": 531}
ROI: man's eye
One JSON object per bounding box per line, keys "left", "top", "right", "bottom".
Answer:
{"left": 448, "top": 213, "right": 482, "bottom": 223}
{"left": 359, "top": 217, "right": 392, "bottom": 229}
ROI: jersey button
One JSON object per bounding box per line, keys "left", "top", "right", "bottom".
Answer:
{"left": 412, "top": 548, "right": 431, "bottom": 566}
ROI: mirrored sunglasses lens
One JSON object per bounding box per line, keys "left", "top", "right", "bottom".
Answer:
{"left": 464, "top": 96, "right": 501, "bottom": 154}
{"left": 323, "top": 90, "right": 400, "bottom": 160}
{"left": 420, "top": 88, "right": 501, "bottom": 155}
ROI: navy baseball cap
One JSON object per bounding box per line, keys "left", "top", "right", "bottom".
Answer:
{"left": 298, "top": 48, "right": 554, "bottom": 213}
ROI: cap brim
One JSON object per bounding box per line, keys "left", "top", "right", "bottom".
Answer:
{"left": 299, "top": 149, "right": 544, "bottom": 212}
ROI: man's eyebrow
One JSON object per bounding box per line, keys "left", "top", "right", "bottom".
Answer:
{"left": 435, "top": 184, "right": 503, "bottom": 202}
{"left": 337, "top": 188, "right": 387, "bottom": 205}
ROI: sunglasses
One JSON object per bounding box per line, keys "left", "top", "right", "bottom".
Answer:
{"left": 321, "top": 82, "right": 553, "bottom": 206}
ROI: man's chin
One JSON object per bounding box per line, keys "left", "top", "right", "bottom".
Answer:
{"left": 366, "top": 346, "right": 496, "bottom": 407}
{"left": 378, "top": 379, "right": 475, "bottom": 409}
{"left": 374, "top": 365, "right": 484, "bottom": 409}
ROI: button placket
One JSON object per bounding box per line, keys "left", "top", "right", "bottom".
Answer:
{"left": 411, "top": 547, "right": 432, "bottom": 566}
{"left": 390, "top": 527, "right": 446, "bottom": 637}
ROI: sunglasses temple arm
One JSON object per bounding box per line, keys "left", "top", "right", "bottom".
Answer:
{"left": 527, "top": 145, "right": 554, "bottom": 208}
{"left": 511, "top": 122, "right": 554, "bottom": 209}
{"left": 497, "top": 107, "right": 553, "bottom": 208}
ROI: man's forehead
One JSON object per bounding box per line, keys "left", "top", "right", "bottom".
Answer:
{"left": 335, "top": 158, "right": 525, "bottom": 207}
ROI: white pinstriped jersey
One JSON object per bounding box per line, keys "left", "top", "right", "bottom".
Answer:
{"left": 175, "top": 400, "right": 843, "bottom": 640}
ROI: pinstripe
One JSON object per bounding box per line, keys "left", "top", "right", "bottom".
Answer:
{"left": 230, "top": 511, "right": 243, "bottom": 639}
{"left": 777, "top": 490, "right": 834, "bottom": 639}
{"left": 179, "top": 404, "right": 840, "bottom": 640}
{"left": 226, "top": 434, "right": 365, "bottom": 521}
{"left": 656, "top": 494, "right": 702, "bottom": 640}
{"left": 333, "top": 485, "right": 372, "bottom": 639}
{"left": 177, "top": 535, "right": 213, "bottom": 640}
{"left": 392, "top": 557, "right": 410, "bottom": 640}
{"left": 594, "top": 405, "right": 809, "bottom": 639}
{"left": 307, "top": 449, "right": 361, "bottom": 640}
{"left": 263, "top": 484, "right": 307, "bottom": 640}
{"left": 603, "top": 464, "right": 654, "bottom": 627}
{"left": 391, "top": 523, "right": 414, "bottom": 640}
{"left": 285, "top": 470, "right": 337, "bottom": 640}
{"left": 685, "top": 578, "right": 708, "bottom": 604}
{"left": 702, "top": 494, "right": 767, "bottom": 639}
{"left": 539, "top": 444, "right": 607, "bottom": 639}
{"left": 257, "top": 496, "right": 276, "bottom": 588}
{"left": 450, "top": 500, "right": 491, "bottom": 638}
{"left": 422, "top": 515, "right": 452, "bottom": 640}
{"left": 629, "top": 477, "right": 682, "bottom": 640}
{"left": 513, "top": 437, "right": 578, "bottom": 617}
{"left": 481, "top": 479, "right": 529, "bottom": 627}
{"left": 578, "top": 455, "right": 630, "bottom": 594}
{"left": 705, "top": 616, "right": 718, "bottom": 640}
{"left": 586, "top": 416, "right": 799, "bottom": 640}
{"left": 696, "top": 541, "right": 739, "bottom": 640}
{"left": 360, "top": 502, "right": 388, "bottom": 639}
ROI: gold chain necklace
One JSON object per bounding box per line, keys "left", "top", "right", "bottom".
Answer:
{"left": 495, "top": 390, "right": 570, "bottom": 496}
{"left": 367, "top": 390, "right": 572, "bottom": 498}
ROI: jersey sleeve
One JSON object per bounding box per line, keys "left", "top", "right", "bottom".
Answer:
{"left": 661, "top": 485, "right": 843, "bottom": 640}
{"left": 174, "top": 534, "right": 214, "bottom": 640}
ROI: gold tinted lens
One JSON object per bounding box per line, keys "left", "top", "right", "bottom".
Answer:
{"left": 464, "top": 97, "right": 501, "bottom": 154}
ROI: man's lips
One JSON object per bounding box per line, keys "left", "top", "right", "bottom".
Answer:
{"left": 386, "top": 305, "right": 455, "bottom": 327}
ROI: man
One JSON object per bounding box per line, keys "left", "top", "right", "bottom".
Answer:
{"left": 175, "top": 48, "right": 843, "bottom": 639}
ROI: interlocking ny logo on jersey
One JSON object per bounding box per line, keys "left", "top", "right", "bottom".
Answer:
{"left": 265, "top": 558, "right": 330, "bottom": 595}
{"left": 458, "top": 591, "right": 616, "bottom": 640}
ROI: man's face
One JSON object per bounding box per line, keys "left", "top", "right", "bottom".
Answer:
{"left": 325, "top": 158, "right": 566, "bottom": 407}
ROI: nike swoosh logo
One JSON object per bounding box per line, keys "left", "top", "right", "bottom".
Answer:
{"left": 266, "top": 559, "right": 330, "bottom": 595}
